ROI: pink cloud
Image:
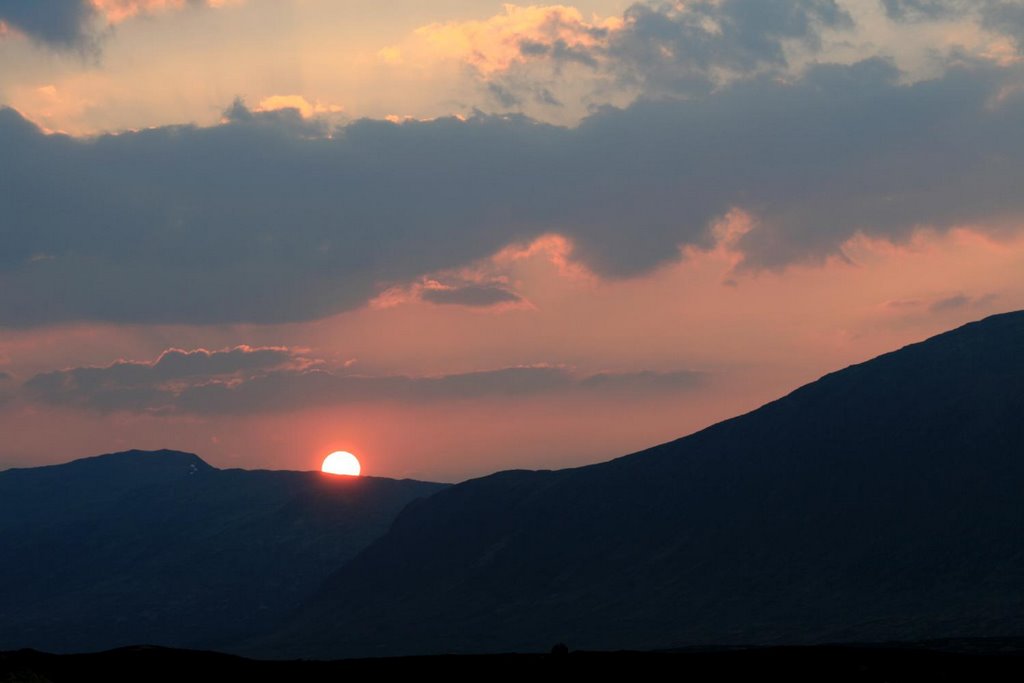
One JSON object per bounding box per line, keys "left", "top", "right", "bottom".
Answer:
{"left": 91, "top": 0, "right": 242, "bottom": 24}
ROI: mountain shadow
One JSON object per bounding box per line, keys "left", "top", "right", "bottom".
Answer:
{"left": 268, "top": 311, "right": 1024, "bottom": 658}
{"left": 0, "top": 450, "right": 446, "bottom": 652}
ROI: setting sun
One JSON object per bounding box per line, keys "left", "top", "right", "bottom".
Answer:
{"left": 321, "top": 451, "right": 361, "bottom": 476}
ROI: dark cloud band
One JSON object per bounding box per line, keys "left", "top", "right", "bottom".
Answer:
{"left": 20, "top": 348, "right": 705, "bottom": 414}
{"left": 0, "top": 0, "right": 97, "bottom": 50}
{"left": 2, "top": 59, "right": 1024, "bottom": 326}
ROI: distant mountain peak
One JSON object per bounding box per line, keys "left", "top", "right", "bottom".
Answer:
{"left": 0, "top": 449, "right": 217, "bottom": 487}
{"left": 73, "top": 449, "right": 215, "bottom": 470}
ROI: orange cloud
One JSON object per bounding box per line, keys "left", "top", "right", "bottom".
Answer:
{"left": 256, "top": 95, "right": 344, "bottom": 119}
{"left": 370, "top": 233, "right": 605, "bottom": 312}
{"left": 403, "top": 4, "right": 621, "bottom": 74}
{"left": 494, "top": 234, "right": 594, "bottom": 282}
{"left": 376, "top": 46, "right": 404, "bottom": 66}
{"left": 6, "top": 84, "right": 98, "bottom": 135}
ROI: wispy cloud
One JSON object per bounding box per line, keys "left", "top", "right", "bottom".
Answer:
{"left": 929, "top": 292, "right": 999, "bottom": 313}
{"left": 420, "top": 282, "right": 523, "bottom": 307}
{"left": 21, "top": 348, "right": 705, "bottom": 414}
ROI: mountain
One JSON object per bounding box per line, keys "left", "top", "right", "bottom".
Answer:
{"left": 269, "top": 311, "right": 1024, "bottom": 658}
{"left": 0, "top": 450, "right": 446, "bottom": 653}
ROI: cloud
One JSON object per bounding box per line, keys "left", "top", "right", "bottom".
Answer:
{"left": 0, "top": 370, "right": 12, "bottom": 405}
{"left": 602, "top": 0, "right": 853, "bottom": 95}
{"left": 0, "top": 0, "right": 236, "bottom": 50}
{"left": 21, "top": 349, "right": 705, "bottom": 414}
{"left": 879, "top": 291, "right": 1000, "bottom": 315}
{"left": 929, "top": 292, "right": 998, "bottom": 312}
{"left": 982, "top": 2, "right": 1024, "bottom": 47}
{"left": 0, "top": 0, "right": 98, "bottom": 50}
{"left": 488, "top": 82, "right": 525, "bottom": 108}
{"left": 578, "top": 370, "right": 706, "bottom": 394}
{"left": 409, "top": 5, "right": 621, "bottom": 76}
{"left": 880, "top": 0, "right": 1024, "bottom": 53}
{"left": 114, "top": 345, "right": 300, "bottom": 380}
{"left": 22, "top": 346, "right": 303, "bottom": 412}
{"left": 371, "top": 271, "right": 527, "bottom": 309}
{"left": 420, "top": 283, "right": 522, "bottom": 307}
{"left": 880, "top": 0, "right": 968, "bottom": 21}
{"left": 92, "top": 1, "right": 242, "bottom": 24}
{"left": 881, "top": 297, "right": 924, "bottom": 310}
{"left": 929, "top": 293, "right": 971, "bottom": 311}
{"left": 256, "top": 95, "right": 345, "bottom": 120}
{"left": 408, "top": 1, "right": 853, "bottom": 104}
{"left": 2, "top": 59, "right": 1024, "bottom": 325}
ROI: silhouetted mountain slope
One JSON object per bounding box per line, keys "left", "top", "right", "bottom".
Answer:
{"left": 273, "top": 311, "right": 1024, "bottom": 658}
{"left": 0, "top": 450, "right": 446, "bottom": 653}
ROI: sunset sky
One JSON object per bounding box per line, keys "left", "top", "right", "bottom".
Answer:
{"left": 2, "top": 0, "right": 1023, "bottom": 481}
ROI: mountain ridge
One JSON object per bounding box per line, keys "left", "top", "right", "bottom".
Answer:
{"left": 0, "top": 449, "right": 447, "bottom": 653}
{"left": 266, "top": 310, "right": 1024, "bottom": 658}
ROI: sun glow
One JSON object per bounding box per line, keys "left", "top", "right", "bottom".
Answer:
{"left": 321, "top": 451, "right": 361, "bottom": 476}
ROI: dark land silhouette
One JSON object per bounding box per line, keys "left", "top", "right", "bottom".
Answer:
{"left": 4, "top": 311, "right": 1024, "bottom": 664}
{"left": 264, "top": 311, "right": 1024, "bottom": 658}
{"left": 3, "top": 640, "right": 1024, "bottom": 682}
{"left": 0, "top": 450, "right": 445, "bottom": 652}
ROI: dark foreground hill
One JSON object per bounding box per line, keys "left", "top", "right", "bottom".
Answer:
{"left": 0, "top": 450, "right": 445, "bottom": 652}
{"left": 270, "top": 311, "right": 1024, "bottom": 658}
{"left": 5, "top": 640, "right": 1024, "bottom": 683}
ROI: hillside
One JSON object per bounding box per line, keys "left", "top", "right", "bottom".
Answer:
{"left": 271, "top": 311, "right": 1024, "bottom": 657}
{"left": 0, "top": 450, "right": 446, "bottom": 652}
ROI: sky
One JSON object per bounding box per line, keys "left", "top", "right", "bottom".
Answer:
{"left": 2, "top": 0, "right": 1024, "bottom": 481}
